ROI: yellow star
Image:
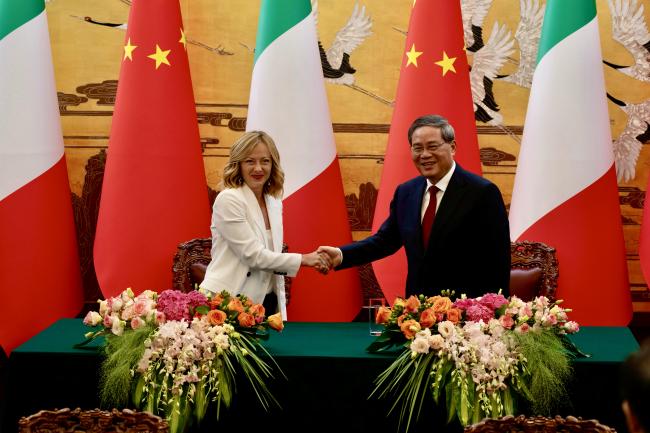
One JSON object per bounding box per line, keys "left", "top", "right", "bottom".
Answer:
{"left": 405, "top": 44, "right": 423, "bottom": 67}
{"left": 435, "top": 51, "right": 457, "bottom": 76}
{"left": 179, "top": 28, "right": 187, "bottom": 50}
{"left": 147, "top": 44, "right": 171, "bottom": 69}
{"left": 123, "top": 37, "right": 137, "bottom": 61}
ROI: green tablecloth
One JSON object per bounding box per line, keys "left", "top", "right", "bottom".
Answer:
{"left": 2, "top": 319, "right": 639, "bottom": 433}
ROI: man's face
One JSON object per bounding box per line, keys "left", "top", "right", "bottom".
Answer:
{"left": 410, "top": 126, "right": 456, "bottom": 184}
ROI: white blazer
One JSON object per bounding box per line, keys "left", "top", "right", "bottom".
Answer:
{"left": 199, "top": 184, "right": 301, "bottom": 319}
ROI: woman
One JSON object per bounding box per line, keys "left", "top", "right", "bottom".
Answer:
{"left": 199, "top": 131, "right": 327, "bottom": 319}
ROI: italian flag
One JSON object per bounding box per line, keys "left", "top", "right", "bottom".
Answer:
{"left": 0, "top": 0, "right": 83, "bottom": 352}
{"left": 247, "top": 0, "right": 362, "bottom": 321}
{"left": 509, "top": 0, "right": 631, "bottom": 326}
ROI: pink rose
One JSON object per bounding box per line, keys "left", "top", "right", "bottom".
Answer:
{"left": 499, "top": 314, "right": 514, "bottom": 329}
{"left": 515, "top": 323, "right": 530, "bottom": 334}
{"left": 130, "top": 316, "right": 145, "bottom": 330}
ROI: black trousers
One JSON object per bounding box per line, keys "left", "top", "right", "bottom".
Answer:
{"left": 262, "top": 292, "right": 278, "bottom": 315}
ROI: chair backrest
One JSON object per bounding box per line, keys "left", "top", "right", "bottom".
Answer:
{"left": 18, "top": 408, "right": 169, "bottom": 433}
{"left": 171, "top": 237, "right": 213, "bottom": 293}
{"left": 509, "top": 240, "right": 559, "bottom": 301}
{"left": 171, "top": 238, "right": 559, "bottom": 303}
{"left": 171, "top": 237, "right": 293, "bottom": 300}
{"left": 464, "top": 415, "right": 616, "bottom": 433}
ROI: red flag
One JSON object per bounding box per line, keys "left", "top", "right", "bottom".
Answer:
{"left": 0, "top": 0, "right": 83, "bottom": 352}
{"left": 94, "top": 0, "right": 210, "bottom": 298}
{"left": 371, "top": 0, "right": 481, "bottom": 303}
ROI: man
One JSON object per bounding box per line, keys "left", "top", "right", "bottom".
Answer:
{"left": 620, "top": 340, "right": 650, "bottom": 433}
{"left": 319, "top": 114, "right": 510, "bottom": 299}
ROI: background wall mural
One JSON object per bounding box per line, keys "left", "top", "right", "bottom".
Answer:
{"left": 44, "top": 0, "right": 650, "bottom": 311}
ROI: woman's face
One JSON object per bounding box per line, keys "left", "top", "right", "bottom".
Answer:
{"left": 240, "top": 141, "right": 272, "bottom": 195}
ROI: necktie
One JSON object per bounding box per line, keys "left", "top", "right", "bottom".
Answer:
{"left": 422, "top": 186, "right": 437, "bottom": 247}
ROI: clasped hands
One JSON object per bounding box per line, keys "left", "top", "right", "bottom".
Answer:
{"left": 301, "top": 246, "right": 342, "bottom": 274}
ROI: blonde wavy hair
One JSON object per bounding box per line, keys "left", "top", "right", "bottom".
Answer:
{"left": 221, "top": 131, "right": 284, "bottom": 198}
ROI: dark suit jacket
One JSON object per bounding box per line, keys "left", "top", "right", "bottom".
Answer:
{"left": 339, "top": 164, "right": 511, "bottom": 299}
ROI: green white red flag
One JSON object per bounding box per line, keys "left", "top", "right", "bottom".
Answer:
{"left": 247, "top": 0, "right": 362, "bottom": 320}
{"left": 509, "top": 0, "right": 631, "bottom": 326}
{"left": 0, "top": 0, "right": 83, "bottom": 352}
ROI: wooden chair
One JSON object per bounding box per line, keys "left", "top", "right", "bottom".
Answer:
{"left": 171, "top": 237, "right": 213, "bottom": 293}
{"left": 464, "top": 415, "right": 616, "bottom": 433}
{"left": 18, "top": 408, "right": 168, "bottom": 433}
{"left": 171, "top": 237, "right": 293, "bottom": 302}
{"left": 509, "top": 240, "right": 559, "bottom": 301}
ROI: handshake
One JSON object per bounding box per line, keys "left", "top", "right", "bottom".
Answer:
{"left": 300, "top": 246, "right": 342, "bottom": 274}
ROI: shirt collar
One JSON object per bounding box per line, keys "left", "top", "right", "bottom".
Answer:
{"left": 426, "top": 161, "right": 456, "bottom": 193}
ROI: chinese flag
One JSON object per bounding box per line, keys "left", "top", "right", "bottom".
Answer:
{"left": 94, "top": 0, "right": 210, "bottom": 298}
{"left": 371, "top": 0, "right": 481, "bottom": 303}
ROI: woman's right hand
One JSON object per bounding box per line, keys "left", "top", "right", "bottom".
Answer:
{"left": 301, "top": 251, "right": 331, "bottom": 274}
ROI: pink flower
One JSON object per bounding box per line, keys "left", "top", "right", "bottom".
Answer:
{"left": 564, "top": 321, "right": 580, "bottom": 333}
{"left": 453, "top": 298, "right": 477, "bottom": 311}
{"left": 157, "top": 290, "right": 191, "bottom": 321}
{"left": 186, "top": 291, "right": 208, "bottom": 310}
{"left": 131, "top": 316, "right": 145, "bottom": 330}
{"left": 83, "top": 311, "right": 102, "bottom": 327}
{"left": 466, "top": 304, "right": 494, "bottom": 322}
{"left": 515, "top": 323, "right": 530, "bottom": 334}
{"left": 499, "top": 314, "right": 514, "bottom": 329}
{"left": 478, "top": 293, "right": 509, "bottom": 311}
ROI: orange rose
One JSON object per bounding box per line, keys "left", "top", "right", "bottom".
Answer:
{"left": 397, "top": 313, "right": 408, "bottom": 326}
{"left": 207, "top": 309, "right": 227, "bottom": 326}
{"left": 244, "top": 298, "right": 253, "bottom": 307}
{"left": 375, "top": 306, "right": 392, "bottom": 324}
{"left": 249, "top": 304, "right": 266, "bottom": 318}
{"left": 445, "top": 308, "right": 462, "bottom": 324}
{"left": 405, "top": 295, "right": 421, "bottom": 313}
{"left": 400, "top": 319, "right": 421, "bottom": 339}
{"left": 268, "top": 312, "right": 284, "bottom": 331}
{"left": 237, "top": 312, "right": 256, "bottom": 327}
{"left": 393, "top": 297, "right": 406, "bottom": 308}
{"left": 419, "top": 308, "right": 437, "bottom": 328}
{"left": 432, "top": 297, "right": 453, "bottom": 313}
{"left": 209, "top": 294, "right": 224, "bottom": 309}
{"left": 426, "top": 295, "right": 442, "bottom": 305}
{"left": 227, "top": 298, "right": 244, "bottom": 313}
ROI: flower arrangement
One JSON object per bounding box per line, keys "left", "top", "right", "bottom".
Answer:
{"left": 367, "top": 292, "right": 582, "bottom": 432}
{"left": 81, "top": 288, "right": 284, "bottom": 433}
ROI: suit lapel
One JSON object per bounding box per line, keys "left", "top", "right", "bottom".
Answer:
{"left": 241, "top": 184, "right": 267, "bottom": 245}
{"left": 429, "top": 166, "right": 467, "bottom": 243}
{"left": 266, "top": 195, "right": 283, "bottom": 252}
{"left": 411, "top": 177, "right": 428, "bottom": 257}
